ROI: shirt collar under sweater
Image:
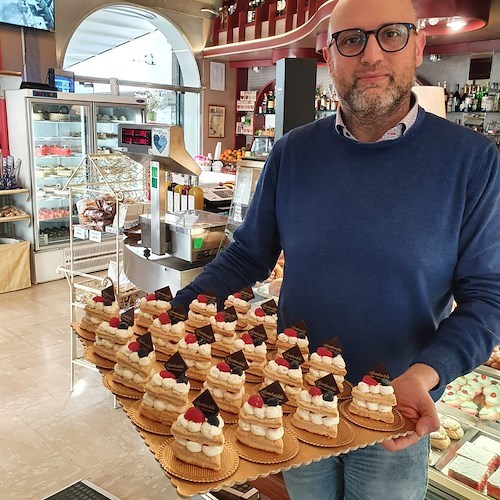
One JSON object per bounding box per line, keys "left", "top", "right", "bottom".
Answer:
{"left": 335, "top": 92, "right": 419, "bottom": 142}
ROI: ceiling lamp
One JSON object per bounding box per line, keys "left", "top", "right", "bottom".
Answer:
{"left": 415, "top": 0, "right": 490, "bottom": 35}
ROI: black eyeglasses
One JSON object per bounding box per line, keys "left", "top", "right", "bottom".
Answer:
{"left": 328, "top": 22, "right": 417, "bottom": 57}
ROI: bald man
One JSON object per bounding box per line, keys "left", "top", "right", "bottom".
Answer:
{"left": 174, "top": 0, "right": 500, "bottom": 497}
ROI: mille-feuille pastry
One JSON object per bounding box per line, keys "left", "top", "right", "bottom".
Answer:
{"left": 93, "top": 309, "right": 135, "bottom": 362}
{"left": 488, "top": 468, "right": 500, "bottom": 500}
{"left": 263, "top": 345, "right": 304, "bottom": 407}
{"left": 430, "top": 426, "right": 451, "bottom": 450}
{"left": 210, "top": 307, "right": 238, "bottom": 356}
{"left": 177, "top": 329, "right": 213, "bottom": 382}
{"left": 171, "top": 390, "right": 225, "bottom": 470}
{"left": 140, "top": 352, "right": 190, "bottom": 425}
{"left": 292, "top": 382, "right": 340, "bottom": 439}
{"left": 247, "top": 299, "right": 278, "bottom": 346}
{"left": 82, "top": 285, "right": 119, "bottom": 327}
{"left": 306, "top": 346, "right": 347, "bottom": 392}
{"left": 203, "top": 351, "right": 248, "bottom": 414}
{"left": 185, "top": 293, "right": 218, "bottom": 332}
{"left": 224, "top": 287, "right": 254, "bottom": 330}
{"left": 236, "top": 381, "right": 287, "bottom": 454}
{"left": 276, "top": 326, "right": 309, "bottom": 361}
{"left": 349, "top": 371, "right": 397, "bottom": 423}
{"left": 232, "top": 329, "right": 267, "bottom": 379}
{"left": 112, "top": 333, "right": 156, "bottom": 392}
{"left": 149, "top": 308, "right": 186, "bottom": 357}
{"left": 136, "top": 286, "right": 173, "bottom": 329}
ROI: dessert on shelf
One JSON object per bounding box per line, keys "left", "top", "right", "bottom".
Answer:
{"left": 487, "top": 468, "right": 500, "bottom": 499}
{"left": 210, "top": 306, "right": 238, "bottom": 356}
{"left": 430, "top": 426, "right": 451, "bottom": 451}
{"left": 139, "top": 352, "right": 190, "bottom": 425}
{"left": 177, "top": 327, "right": 214, "bottom": 382}
{"left": 247, "top": 299, "right": 278, "bottom": 347}
{"left": 349, "top": 365, "right": 397, "bottom": 423}
{"left": 448, "top": 455, "right": 489, "bottom": 492}
{"left": 112, "top": 332, "right": 156, "bottom": 392}
{"left": 171, "top": 390, "right": 225, "bottom": 470}
{"left": 292, "top": 373, "right": 340, "bottom": 438}
{"left": 185, "top": 292, "right": 218, "bottom": 333}
{"left": 305, "top": 338, "right": 347, "bottom": 392}
{"left": 93, "top": 308, "right": 135, "bottom": 362}
{"left": 276, "top": 322, "right": 310, "bottom": 364}
{"left": 224, "top": 287, "right": 254, "bottom": 331}
{"left": 232, "top": 326, "right": 268, "bottom": 379}
{"left": 149, "top": 306, "right": 187, "bottom": 357}
{"left": 439, "top": 415, "right": 464, "bottom": 440}
{"left": 136, "top": 286, "right": 173, "bottom": 329}
{"left": 236, "top": 381, "right": 287, "bottom": 454}
{"left": 203, "top": 350, "right": 248, "bottom": 414}
{"left": 80, "top": 285, "right": 120, "bottom": 337}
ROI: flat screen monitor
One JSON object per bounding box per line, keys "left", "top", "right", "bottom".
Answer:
{"left": 0, "top": 0, "right": 55, "bottom": 32}
{"left": 48, "top": 69, "right": 75, "bottom": 93}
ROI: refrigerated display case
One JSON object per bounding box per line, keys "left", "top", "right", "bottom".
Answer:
{"left": 5, "top": 89, "right": 145, "bottom": 283}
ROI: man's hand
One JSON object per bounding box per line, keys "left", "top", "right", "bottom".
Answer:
{"left": 381, "top": 363, "right": 440, "bottom": 452}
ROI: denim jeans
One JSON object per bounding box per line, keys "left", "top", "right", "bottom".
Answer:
{"left": 282, "top": 436, "right": 429, "bottom": 500}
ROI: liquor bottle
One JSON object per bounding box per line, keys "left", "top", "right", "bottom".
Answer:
{"left": 173, "top": 179, "right": 184, "bottom": 212}
{"left": 267, "top": 90, "right": 275, "bottom": 114}
{"left": 181, "top": 183, "right": 190, "bottom": 211}
{"left": 165, "top": 171, "right": 172, "bottom": 212}
{"left": 247, "top": 0, "right": 254, "bottom": 23}
{"left": 452, "top": 84, "right": 461, "bottom": 112}
{"left": 261, "top": 92, "right": 267, "bottom": 114}
{"left": 315, "top": 87, "right": 321, "bottom": 111}
{"left": 168, "top": 182, "right": 176, "bottom": 213}
{"left": 475, "top": 86, "right": 484, "bottom": 112}
{"left": 188, "top": 176, "right": 204, "bottom": 210}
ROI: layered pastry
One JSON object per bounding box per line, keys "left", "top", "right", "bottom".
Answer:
{"left": 139, "top": 354, "right": 190, "bottom": 425}
{"left": 149, "top": 312, "right": 185, "bottom": 357}
{"left": 136, "top": 291, "right": 172, "bottom": 329}
{"left": 247, "top": 300, "right": 278, "bottom": 346}
{"left": 292, "top": 385, "right": 339, "bottom": 438}
{"left": 177, "top": 332, "right": 212, "bottom": 382}
{"left": 456, "top": 442, "right": 497, "bottom": 473}
{"left": 276, "top": 327, "right": 309, "bottom": 361}
{"left": 430, "top": 426, "right": 451, "bottom": 450}
{"left": 305, "top": 346, "right": 347, "bottom": 392}
{"left": 210, "top": 308, "right": 238, "bottom": 356}
{"left": 236, "top": 392, "right": 285, "bottom": 454}
{"left": 112, "top": 333, "right": 156, "bottom": 392}
{"left": 349, "top": 374, "right": 397, "bottom": 423}
{"left": 185, "top": 294, "right": 218, "bottom": 332}
{"left": 171, "top": 391, "right": 225, "bottom": 470}
{"left": 203, "top": 356, "right": 247, "bottom": 414}
{"left": 448, "top": 455, "right": 489, "bottom": 491}
{"left": 224, "top": 289, "right": 253, "bottom": 330}
{"left": 93, "top": 316, "right": 135, "bottom": 362}
{"left": 488, "top": 469, "right": 500, "bottom": 500}
{"left": 81, "top": 293, "right": 120, "bottom": 336}
{"left": 232, "top": 331, "right": 267, "bottom": 379}
{"left": 263, "top": 355, "right": 303, "bottom": 407}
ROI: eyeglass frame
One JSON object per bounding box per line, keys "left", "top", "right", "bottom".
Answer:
{"left": 327, "top": 22, "right": 417, "bottom": 57}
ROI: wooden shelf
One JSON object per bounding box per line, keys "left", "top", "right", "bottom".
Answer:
{"left": 0, "top": 214, "right": 30, "bottom": 223}
{"left": 0, "top": 188, "right": 29, "bottom": 196}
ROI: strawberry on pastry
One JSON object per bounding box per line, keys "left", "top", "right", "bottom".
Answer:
{"left": 306, "top": 346, "right": 347, "bottom": 392}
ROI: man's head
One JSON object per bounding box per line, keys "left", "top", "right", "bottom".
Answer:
{"left": 322, "top": 0, "right": 426, "bottom": 120}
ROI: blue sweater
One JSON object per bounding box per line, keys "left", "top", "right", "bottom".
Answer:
{"left": 175, "top": 108, "right": 500, "bottom": 398}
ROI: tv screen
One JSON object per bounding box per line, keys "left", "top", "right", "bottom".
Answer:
{"left": 0, "top": 0, "right": 54, "bottom": 32}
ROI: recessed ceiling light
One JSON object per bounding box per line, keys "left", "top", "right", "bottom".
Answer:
{"left": 446, "top": 17, "right": 467, "bottom": 31}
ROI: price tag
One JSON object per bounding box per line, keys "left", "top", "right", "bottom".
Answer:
{"left": 74, "top": 226, "right": 88, "bottom": 240}
{"left": 89, "top": 230, "right": 102, "bottom": 243}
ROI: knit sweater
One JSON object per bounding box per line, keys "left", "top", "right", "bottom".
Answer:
{"left": 175, "top": 107, "right": 500, "bottom": 398}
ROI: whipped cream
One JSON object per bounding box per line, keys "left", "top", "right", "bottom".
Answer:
{"left": 98, "top": 321, "right": 134, "bottom": 340}
{"left": 209, "top": 316, "right": 237, "bottom": 332}
{"left": 242, "top": 401, "right": 282, "bottom": 419}
{"left": 121, "top": 344, "right": 155, "bottom": 366}
{"left": 190, "top": 299, "right": 217, "bottom": 315}
{"left": 95, "top": 335, "right": 120, "bottom": 352}
{"left": 233, "top": 338, "right": 267, "bottom": 355}
{"left": 114, "top": 363, "right": 147, "bottom": 383}
{"left": 178, "top": 338, "right": 211, "bottom": 357}
{"left": 151, "top": 373, "right": 189, "bottom": 394}
{"left": 140, "top": 297, "right": 170, "bottom": 310}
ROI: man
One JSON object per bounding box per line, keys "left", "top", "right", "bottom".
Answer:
{"left": 174, "top": 0, "right": 500, "bottom": 497}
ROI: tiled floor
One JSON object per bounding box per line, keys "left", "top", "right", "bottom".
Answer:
{"left": 0, "top": 279, "right": 183, "bottom": 499}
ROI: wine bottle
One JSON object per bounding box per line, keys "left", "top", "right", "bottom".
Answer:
{"left": 452, "top": 84, "right": 461, "bottom": 112}
{"left": 188, "top": 176, "right": 204, "bottom": 210}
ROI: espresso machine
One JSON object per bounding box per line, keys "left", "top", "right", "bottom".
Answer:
{"left": 117, "top": 123, "right": 228, "bottom": 293}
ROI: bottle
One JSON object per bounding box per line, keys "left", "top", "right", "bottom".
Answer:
{"left": 475, "top": 86, "right": 484, "bottom": 112}
{"left": 246, "top": 0, "right": 253, "bottom": 23}
{"left": 167, "top": 181, "right": 176, "bottom": 213}
{"left": 267, "top": 90, "right": 275, "bottom": 114}
{"left": 452, "top": 84, "right": 461, "bottom": 112}
{"left": 181, "top": 183, "right": 190, "bottom": 211}
{"left": 165, "top": 171, "right": 172, "bottom": 212}
{"left": 173, "top": 180, "right": 184, "bottom": 212}
{"left": 189, "top": 176, "right": 204, "bottom": 210}
{"left": 446, "top": 92, "right": 453, "bottom": 113}
{"left": 261, "top": 92, "right": 267, "bottom": 114}
{"left": 315, "top": 87, "right": 321, "bottom": 111}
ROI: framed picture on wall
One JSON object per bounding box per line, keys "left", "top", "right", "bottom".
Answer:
{"left": 210, "top": 61, "right": 225, "bottom": 91}
{"left": 208, "top": 105, "right": 225, "bottom": 138}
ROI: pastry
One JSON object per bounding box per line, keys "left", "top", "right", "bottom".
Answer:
{"left": 263, "top": 350, "right": 303, "bottom": 407}
{"left": 177, "top": 331, "right": 213, "bottom": 382}
{"left": 139, "top": 353, "right": 190, "bottom": 425}
{"left": 484, "top": 386, "right": 500, "bottom": 407}
{"left": 479, "top": 406, "right": 500, "bottom": 421}
{"left": 185, "top": 293, "right": 217, "bottom": 332}
{"left": 487, "top": 468, "right": 500, "bottom": 500}
{"left": 83, "top": 292, "right": 119, "bottom": 324}
{"left": 474, "top": 435, "right": 500, "bottom": 460}
{"left": 349, "top": 373, "right": 397, "bottom": 423}
{"left": 170, "top": 390, "right": 225, "bottom": 470}
{"left": 305, "top": 346, "right": 347, "bottom": 392}
{"left": 448, "top": 455, "right": 489, "bottom": 491}
{"left": 224, "top": 288, "right": 253, "bottom": 330}
{"left": 276, "top": 327, "right": 309, "bottom": 361}
{"left": 93, "top": 315, "right": 135, "bottom": 362}
{"left": 440, "top": 390, "right": 461, "bottom": 408}
{"left": 459, "top": 400, "right": 478, "bottom": 416}
{"left": 456, "top": 442, "right": 497, "bottom": 473}
{"left": 149, "top": 311, "right": 185, "bottom": 357}
{"left": 209, "top": 307, "right": 238, "bottom": 357}
{"left": 232, "top": 330, "right": 267, "bottom": 379}
{"left": 136, "top": 288, "right": 172, "bottom": 328}
{"left": 292, "top": 384, "right": 339, "bottom": 438}
{"left": 236, "top": 382, "right": 287, "bottom": 454}
{"left": 247, "top": 300, "right": 278, "bottom": 346}
{"left": 112, "top": 333, "right": 156, "bottom": 392}
{"left": 203, "top": 351, "right": 248, "bottom": 414}
{"left": 439, "top": 416, "right": 463, "bottom": 440}
{"left": 430, "top": 426, "right": 451, "bottom": 450}
{"left": 80, "top": 312, "right": 101, "bottom": 336}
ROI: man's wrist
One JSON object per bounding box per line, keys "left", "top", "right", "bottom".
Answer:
{"left": 402, "top": 363, "right": 440, "bottom": 392}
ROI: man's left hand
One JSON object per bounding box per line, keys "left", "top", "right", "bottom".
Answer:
{"left": 381, "top": 363, "right": 440, "bottom": 452}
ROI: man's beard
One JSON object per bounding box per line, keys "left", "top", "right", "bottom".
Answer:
{"left": 334, "top": 66, "right": 416, "bottom": 119}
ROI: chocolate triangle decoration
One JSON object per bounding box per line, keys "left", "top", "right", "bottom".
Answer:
{"left": 137, "top": 332, "right": 154, "bottom": 352}
{"left": 239, "top": 287, "right": 254, "bottom": 302}
{"left": 224, "top": 350, "right": 249, "bottom": 372}
{"left": 259, "top": 381, "right": 288, "bottom": 406}
{"left": 194, "top": 325, "right": 215, "bottom": 345}
{"left": 164, "top": 352, "right": 188, "bottom": 377}
{"left": 193, "top": 389, "right": 220, "bottom": 417}
{"left": 323, "top": 337, "right": 344, "bottom": 356}
{"left": 368, "top": 363, "right": 392, "bottom": 383}
{"left": 155, "top": 285, "right": 173, "bottom": 302}
{"left": 282, "top": 345, "right": 304, "bottom": 366}
{"left": 315, "top": 373, "right": 340, "bottom": 396}
{"left": 223, "top": 305, "right": 238, "bottom": 323}
{"left": 121, "top": 307, "right": 135, "bottom": 327}
{"left": 168, "top": 305, "right": 188, "bottom": 325}
{"left": 290, "top": 320, "right": 308, "bottom": 339}
{"left": 204, "top": 288, "right": 218, "bottom": 306}
{"left": 101, "top": 284, "right": 115, "bottom": 302}
{"left": 248, "top": 324, "right": 268, "bottom": 343}
{"left": 260, "top": 298, "right": 278, "bottom": 316}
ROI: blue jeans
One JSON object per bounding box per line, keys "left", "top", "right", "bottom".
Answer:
{"left": 282, "top": 436, "right": 429, "bottom": 500}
